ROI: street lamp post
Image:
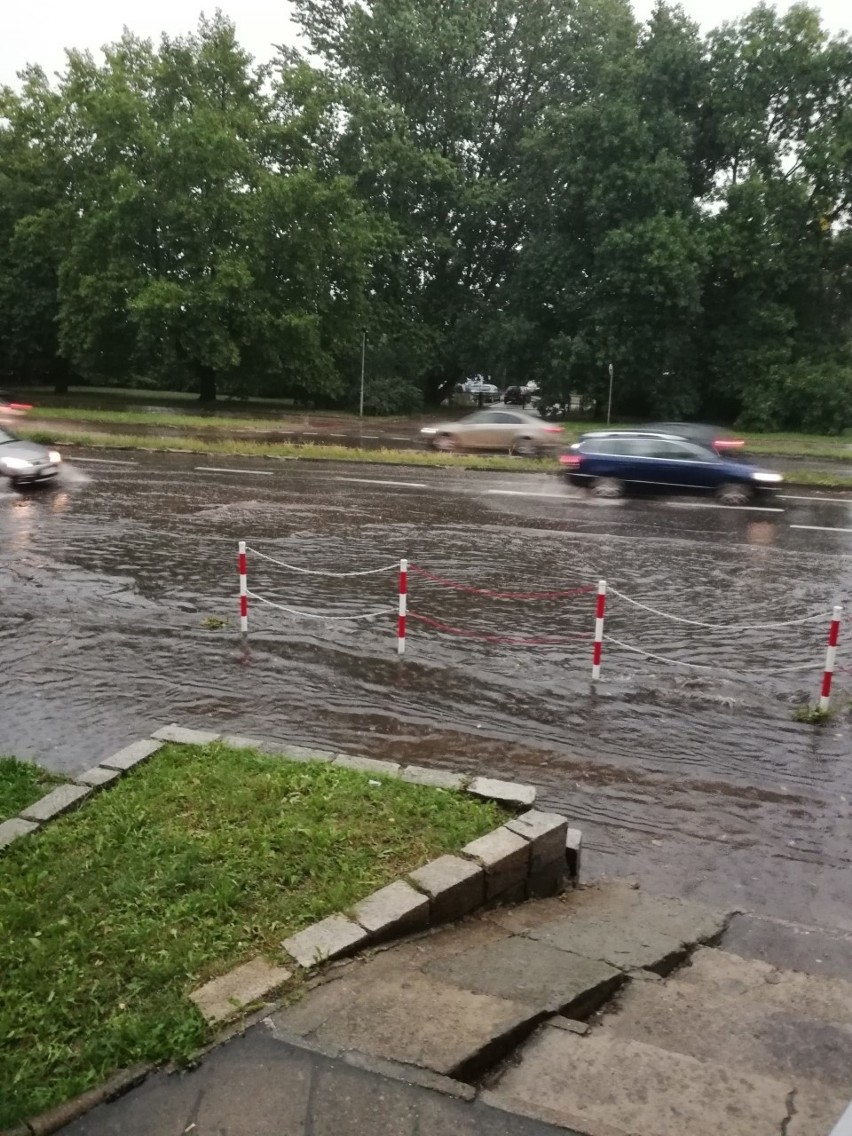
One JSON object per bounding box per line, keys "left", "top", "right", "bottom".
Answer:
{"left": 359, "top": 330, "right": 367, "bottom": 418}
{"left": 606, "top": 363, "right": 614, "bottom": 425}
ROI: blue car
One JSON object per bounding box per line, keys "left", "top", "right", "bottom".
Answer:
{"left": 559, "top": 430, "right": 783, "bottom": 504}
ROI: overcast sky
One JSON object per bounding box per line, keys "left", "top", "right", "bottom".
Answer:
{"left": 2, "top": 0, "right": 848, "bottom": 87}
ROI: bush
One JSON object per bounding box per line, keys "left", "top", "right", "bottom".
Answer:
{"left": 359, "top": 376, "right": 423, "bottom": 416}
{"left": 739, "top": 361, "right": 852, "bottom": 434}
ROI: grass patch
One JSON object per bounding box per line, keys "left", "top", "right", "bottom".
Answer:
{"left": 15, "top": 425, "right": 551, "bottom": 473}
{"left": 0, "top": 742, "right": 503, "bottom": 1126}
{"left": 0, "top": 757, "right": 64, "bottom": 823}
{"left": 793, "top": 703, "right": 834, "bottom": 724}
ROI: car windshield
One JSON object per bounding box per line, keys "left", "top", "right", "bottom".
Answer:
{"left": 0, "top": 428, "right": 18, "bottom": 445}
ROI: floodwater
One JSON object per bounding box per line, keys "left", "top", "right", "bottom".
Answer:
{"left": 2, "top": 453, "right": 852, "bottom": 931}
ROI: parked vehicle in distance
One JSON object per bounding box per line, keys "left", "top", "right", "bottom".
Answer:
{"left": 422, "top": 410, "right": 563, "bottom": 455}
{"left": 643, "top": 422, "right": 746, "bottom": 453}
{"left": 559, "top": 429, "right": 782, "bottom": 504}
{"left": 504, "top": 382, "right": 540, "bottom": 406}
{"left": 0, "top": 428, "right": 62, "bottom": 486}
{"left": 0, "top": 391, "right": 33, "bottom": 418}
{"left": 460, "top": 377, "right": 500, "bottom": 403}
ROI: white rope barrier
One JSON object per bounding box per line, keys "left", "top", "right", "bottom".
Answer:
{"left": 608, "top": 587, "right": 832, "bottom": 632}
{"left": 247, "top": 590, "right": 393, "bottom": 622}
{"left": 247, "top": 547, "right": 399, "bottom": 577}
{"left": 603, "top": 634, "right": 823, "bottom": 676}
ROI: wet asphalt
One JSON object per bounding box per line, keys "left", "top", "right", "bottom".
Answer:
{"left": 2, "top": 450, "right": 852, "bottom": 932}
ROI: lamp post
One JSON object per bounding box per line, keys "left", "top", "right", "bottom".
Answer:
{"left": 606, "top": 363, "right": 614, "bottom": 425}
{"left": 359, "top": 330, "right": 367, "bottom": 418}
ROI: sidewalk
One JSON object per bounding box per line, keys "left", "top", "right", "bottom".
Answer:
{"left": 59, "top": 883, "right": 852, "bottom": 1136}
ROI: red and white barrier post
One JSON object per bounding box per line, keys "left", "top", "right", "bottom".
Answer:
{"left": 238, "top": 540, "right": 248, "bottom": 636}
{"left": 592, "top": 579, "right": 607, "bottom": 680}
{"left": 398, "top": 559, "right": 408, "bottom": 655}
{"left": 820, "top": 604, "right": 842, "bottom": 712}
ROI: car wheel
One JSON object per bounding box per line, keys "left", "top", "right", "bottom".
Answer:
{"left": 512, "top": 436, "right": 539, "bottom": 457}
{"left": 716, "top": 481, "right": 752, "bottom": 505}
{"left": 591, "top": 476, "right": 626, "bottom": 499}
{"left": 434, "top": 433, "right": 458, "bottom": 452}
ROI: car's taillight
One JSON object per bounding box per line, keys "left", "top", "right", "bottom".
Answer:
{"left": 544, "top": 425, "right": 563, "bottom": 434}
{"left": 9, "top": 403, "right": 32, "bottom": 411}
{"left": 715, "top": 438, "right": 744, "bottom": 448}
{"left": 560, "top": 453, "right": 581, "bottom": 467}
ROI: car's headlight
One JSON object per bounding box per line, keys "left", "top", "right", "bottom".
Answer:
{"left": 420, "top": 428, "right": 437, "bottom": 435}
{"left": 3, "top": 457, "right": 33, "bottom": 470}
{"left": 48, "top": 450, "right": 62, "bottom": 463}
{"left": 752, "top": 471, "right": 783, "bottom": 483}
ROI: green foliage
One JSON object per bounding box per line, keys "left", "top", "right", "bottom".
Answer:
{"left": 1, "top": 2, "right": 852, "bottom": 425}
{"left": 0, "top": 741, "right": 503, "bottom": 1126}
{"left": 360, "top": 376, "right": 423, "bottom": 416}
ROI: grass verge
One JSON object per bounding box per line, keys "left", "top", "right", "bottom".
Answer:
{"left": 17, "top": 404, "right": 852, "bottom": 461}
{"left": 0, "top": 742, "right": 504, "bottom": 1127}
{"left": 16, "top": 425, "right": 551, "bottom": 473}
{"left": 0, "top": 757, "right": 65, "bottom": 823}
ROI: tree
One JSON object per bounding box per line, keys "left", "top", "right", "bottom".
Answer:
{"left": 0, "top": 70, "right": 73, "bottom": 390}
{"left": 56, "top": 16, "right": 374, "bottom": 401}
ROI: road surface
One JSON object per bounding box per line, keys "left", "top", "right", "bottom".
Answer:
{"left": 2, "top": 452, "right": 852, "bottom": 932}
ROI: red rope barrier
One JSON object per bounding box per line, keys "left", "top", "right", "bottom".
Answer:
{"left": 409, "top": 565, "right": 596, "bottom": 601}
{"left": 408, "top": 611, "right": 592, "bottom": 645}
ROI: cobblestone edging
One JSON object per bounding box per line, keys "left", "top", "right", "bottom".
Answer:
{"left": 0, "top": 724, "right": 582, "bottom": 1030}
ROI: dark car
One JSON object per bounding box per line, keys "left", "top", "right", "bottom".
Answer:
{"left": 643, "top": 422, "right": 746, "bottom": 454}
{"left": 559, "top": 430, "right": 782, "bottom": 504}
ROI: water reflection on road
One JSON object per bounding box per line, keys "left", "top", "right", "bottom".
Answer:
{"left": 2, "top": 453, "right": 852, "bottom": 931}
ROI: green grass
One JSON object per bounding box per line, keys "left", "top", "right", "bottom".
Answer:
{"left": 16, "top": 425, "right": 552, "bottom": 472}
{"left": 0, "top": 742, "right": 503, "bottom": 1126}
{"left": 0, "top": 757, "right": 64, "bottom": 823}
{"left": 20, "top": 403, "right": 852, "bottom": 460}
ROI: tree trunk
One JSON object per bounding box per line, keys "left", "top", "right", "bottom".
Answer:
{"left": 54, "top": 376, "right": 70, "bottom": 394}
{"left": 197, "top": 366, "right": 217, "bottom": 403}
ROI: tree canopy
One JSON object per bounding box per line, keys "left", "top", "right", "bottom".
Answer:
{"left": 1, "top": 2, "right": 850, "bottom": 428}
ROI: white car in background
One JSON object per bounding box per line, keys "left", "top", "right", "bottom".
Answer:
{"left": 0, "top": 428, "right": 62, "bottom": 486}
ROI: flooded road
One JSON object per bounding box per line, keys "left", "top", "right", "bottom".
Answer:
{"left": 2, "top": 452, "right": 852, "bottom": 931}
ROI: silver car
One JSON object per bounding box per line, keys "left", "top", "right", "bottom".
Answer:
{"left": 421, "top": 409, "right": 563, "bottom": 455}
{"left": 0, "top": 428, "right": 62, "bottom": 486}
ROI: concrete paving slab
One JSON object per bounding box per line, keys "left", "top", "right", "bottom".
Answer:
{"left": 150, "top": 724, "right": 220, "bottom": 745}
{"left": 59, "top": 1029, "right": 314, "bottom": 1136}
{"left": 0, "top": 816, "right": 39, "bottom": 849}
{"left": 309, "top": 1060, "right": 420, "bottom": 1136}
{"left": 400, "top": 765, "right": 467, "bottom": 791}
{"left": 490, "top": 1026, "right": 793, "bottom": 1136}
{"left": 59, "top": 1027, "right": 569, "bottom": 1136}
{"left": 525, "top": 883, "right": 730, "bottom": 973}
{"left": 677, "top": 947, "right": 852, "bottom": 1021}
{"left": 467, "top": 777, "right": 536, "bottom": 808}
{"left": 425, "top": 937, "right": 622, "bottom": 1017}
{"left": 282, "top": 914, "right": 369, "bottom": 968}
{"left": 608, "top": 972, "right": 852, "bottom": 1092}
{"left": 270, "top": 968, "right": 531, "bottom": 1077}
{"left": 189, "top": 957, "right": 293, "bottom": 1023}
{"left": 722, "top": 912, "right": 852, "bottom": 983}
{"left": 20, "top": 783, "right": 91, "bottom": 822}
{"left": 99, "top": 739, "right": 162, "bottom": 772}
